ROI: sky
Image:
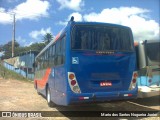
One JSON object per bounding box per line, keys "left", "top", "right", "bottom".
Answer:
{"left": 0, "top": 0, "right": 159, "bottom": 46}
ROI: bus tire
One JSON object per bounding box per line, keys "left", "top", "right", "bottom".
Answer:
{"left": 36, "top": 83, "right": 40, "bottom": 95}
{"left": 46, "top": 86, "right": 53, "bottom": 107}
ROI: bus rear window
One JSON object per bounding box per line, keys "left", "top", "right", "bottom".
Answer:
{"left": 146, "top": 42, "right": 160, "bottom": 63}
{"left": 71, "top": 25, "right": 134, "bottom": 51}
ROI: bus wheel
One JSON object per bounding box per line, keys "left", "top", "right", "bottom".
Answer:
{"left": 36, "top": 84, "right": 40, "bottom": 95}
{"left": 46, "top": 86, "right": 52, "bottom": 107}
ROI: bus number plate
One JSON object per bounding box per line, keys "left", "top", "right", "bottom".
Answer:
{"left": 100, "top": 81, "right": 112, "bottom": 86}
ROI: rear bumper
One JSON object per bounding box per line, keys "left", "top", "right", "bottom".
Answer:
{"left": 138, "top": 86, "right": 160, "bottom": 98}
{"left": 67, "top": 88, "right": 138, "bottom": 104}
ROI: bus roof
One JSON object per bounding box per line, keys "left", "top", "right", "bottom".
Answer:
{"left": 143, "top": 40, "right": 160, "bottom": 43}
{"left": 71, "top": 21, "right": 131, "bottom": 29}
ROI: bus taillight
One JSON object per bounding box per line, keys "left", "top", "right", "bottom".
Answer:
{"left": 133, "top": 73, "right": 138, "bottom": 78}
{"left": 129, "top": 71, "right": 138, "bottom": 90}
{"left": 148, "top": 79, "right": 152, "bottom": 83}
{"left": 68, "top": 72, "right": 81, "bottom": 93}
{"left": 71, "top": 80, "right": 76, "bottom": 86}
{"left": 69, "top": 73, "right": 75, "bottom": 80}
{"left": 132, "top": 79, "right": 136, "bottom": 83}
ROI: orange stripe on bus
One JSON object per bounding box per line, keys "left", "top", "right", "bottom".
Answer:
{"left": 36, "top": 68, "right": 51, "bottom": 89}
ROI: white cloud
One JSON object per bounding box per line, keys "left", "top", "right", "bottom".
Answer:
{"left": 29, "top": 27, "right": 52, "bottom": 40}
{"left": 16, "top": 36, "right": 27, "bottom": 46}
{"left": 83, "top": 7, "right": 150, "bottom": 24}
{"left": 56, "top": 0, "right": 84, "bottom": 11}
{"left": 14, "top": 0, "right": 50, "bottom": 20}
{"left": 16, "top": 27, "right": 52, "bottom": 46}
{"left": 0, "top": 8, "right": 13, "bottom": 24}
{"left": 69, "top": 12, "right": 83, "bottom": 21}
{"left": 0, "top": 0, "right": 50, "bottom": 24}
{"left": 83, "top": 7, "right": 159, "bottom": 41}
{"left": 59, "top": 7, "right": 159, "bottom": 41}
{"left": 58, "top": 12, "right": 83, "bottom": 25}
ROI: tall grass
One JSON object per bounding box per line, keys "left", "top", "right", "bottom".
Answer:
{"left": 0, "top": 61, "right": 32, "bottom": 82}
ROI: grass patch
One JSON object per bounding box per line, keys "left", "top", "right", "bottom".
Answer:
{"left": 0, "top": 61, "right": 32, "bottom": 82}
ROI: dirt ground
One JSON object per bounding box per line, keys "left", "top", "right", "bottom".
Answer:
{"left": 0, "top": 78, "right": 159, "bottom": 120}
{"left": 0, "top": 79, "right": 55, "bottom": 111}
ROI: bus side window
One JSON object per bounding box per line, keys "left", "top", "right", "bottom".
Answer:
{"left": 48, "top": 46, "right": 52, "bottom": 66}
{"left": 45, "top": 49, "right": 49, "bottom": 68}
{"left": 44, "top": 51, "right": 47, "bottom": 68}
{"left": 58, "top": 39, "right": 62, "bottom": 65}
{"left": 40, "top": 55, "right": 43, "bottom": 70}
{"left": 55, "top": 41, "right": 59, "bottom": 66}
{"left": 54, "top": 35, "right": 66, "bottom": 66}
{"left": 62, "top": 36, "right": 66, "bottom": 64}
{"left": 139, "top": 68, "right": 147, "bottom": 76}
{"left": 36, "top": 58, "right": 40, "bottom": 71}
{"left": 52, "top": 45, "right": 55, "bottom": 67}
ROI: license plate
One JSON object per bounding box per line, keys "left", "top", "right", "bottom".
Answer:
{"left": 100, "top": 81, "right": 112, "bottom": 86}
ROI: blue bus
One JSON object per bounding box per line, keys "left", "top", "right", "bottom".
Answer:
{"left": 135, "top": 40, "right": 160, "bottom": 98}
{"left": 34, "top": 17, "right": 138, "bottom": 106}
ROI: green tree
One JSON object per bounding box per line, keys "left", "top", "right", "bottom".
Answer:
{"left": 2, "top": 40, "right": 20, "bottom": 59}
{"left": 28, "top": 42, "right": 46, "bottom": 52}
{"left": 43, "top": 33, "right": 53, "bottom": 44}
{"left": 1, "top": 40, "right": 47, "bottom": 59}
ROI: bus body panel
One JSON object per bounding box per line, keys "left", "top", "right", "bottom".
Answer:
{"left": 49, "top": 66, "right": 68, "bottom": 105}
{"left": 136, "top": 40, "right": 160, "bottom": 98}
{"left": 69, "top": 51, "right": 136, "bottom": 92}
{"left": 34, "top": 21, "right": 138, "bottom": 106}
{"left": 67, "top": 89, "right": 137, "bottom": 105}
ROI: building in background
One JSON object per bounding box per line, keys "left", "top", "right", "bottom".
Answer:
{"left": 3, "top": 51, "right": 38, "bottom": 80}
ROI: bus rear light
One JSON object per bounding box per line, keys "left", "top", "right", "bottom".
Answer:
{"left": 124, "top": 94, "right": 132, "bottom": 97}
{"left": 133, "top": 73, "right": 138, "bottom": 78}
{"left": 148, "top": 79, "right": 152, "bottom": 83}
{"left": 128, "top": 94, "right": 132, "bottom": 96}
{"left": 69, "top": 73, "right": 75, "bottom": 80}
{"left": 71, "top": 80, "right": 76, "bottom": 86}
{"left": 73, "top": 86, "right": 81, "bottom": 93}
{"left": 79, "top": 97, "right": 89, "bottom": 100}
{"left": 79, "top": 97, "right": 84, "bottom": 100}
{"left": 132, "top": 79, "right": 136, "bottom": 83}
{"left": 129, "top": 71, "right": 137, "bottom": 90}
{"left": 68, "top": 72, "right": 81, "bottom": 93}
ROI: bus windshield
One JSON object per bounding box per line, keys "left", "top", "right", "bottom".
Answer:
{"left": 72, "top": 25, "right": 134, "bottom": 51}
{"left": 146, "top": 42, "right": 160, "bottom": 64}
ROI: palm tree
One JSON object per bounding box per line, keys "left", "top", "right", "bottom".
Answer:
{"left": 43, "top": 33, "right": 53, "bottom": 44}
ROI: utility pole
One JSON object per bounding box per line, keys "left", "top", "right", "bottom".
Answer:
{"left": 12, "top": 14, "right": 15, "bottom": 57}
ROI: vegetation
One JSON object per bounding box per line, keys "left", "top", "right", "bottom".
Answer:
{"left": 43, "top": 33, "right": 53, "bottom": 44}
{"left": 0, "top": 32, "right": 54, "bottom": 82}
{"left": 0, "top": 33, "right": 53, "bottom": 59}
{"left": 0, "top": 61, "right": 31, "bottom": 82}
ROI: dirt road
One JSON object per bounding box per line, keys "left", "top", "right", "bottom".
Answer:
{"left": 0, "top": 79, "right": 159, "bottom": 120}
{"left": 0, "top": 79, "right": 54, "bottom": 111}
